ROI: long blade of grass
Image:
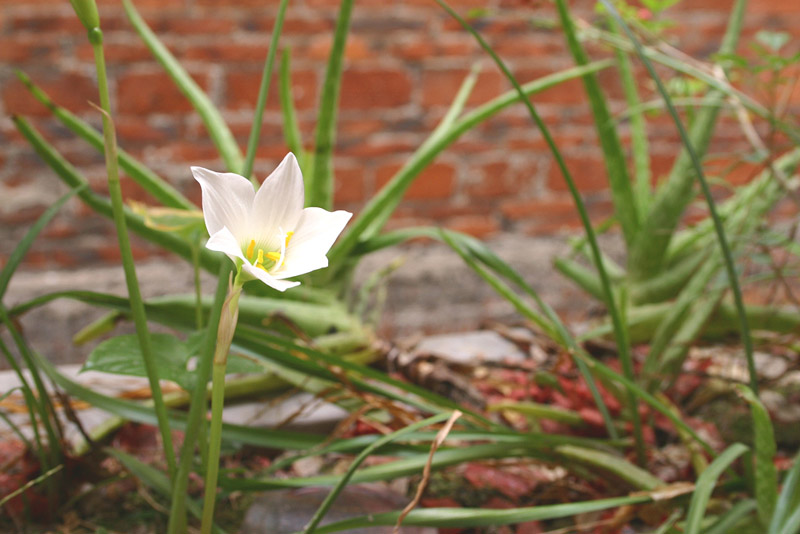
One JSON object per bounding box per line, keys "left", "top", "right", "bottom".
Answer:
{"left": 306, "top": 494, "right": 656, "bottom": 533}
{"left": 439, "top": 230, "right": 619, "bottom": 439}
{"left": 0, "top": 184, "right": 84, "bottom": 300}
{"left": 15, "top": 70, "right": 194, "bottom": 210}
{"left": 326, "top": 60, "right": 612, "bottom": 271}
{"left": 280, "top": 49, "right": 307, "bottom": 167}
{"left": 225, "top": 443, "right": 542, "bottom": 491}
{"left": 242, "top": 0, "right": 290, "bottom": 180}
{"left": 555, "top": 0, "right": 639, "bottom": 246}
{"left": 555, "top": 445, "right": 664, "bottom": 491}
{"left": 601, "top": 0, "right": 758, "bottom": 394}
{"left": 684, "top": 443, "right": 749, "bottom": 534}
{"left": 355, "top": 66, "right": 480, "bottom": 241}
{"left": 89, "top": 26, "right": 175, "bottom": 475}
{"left": 437, "top": 0, "right": 645, "bottom": 462}
{"left": 625, "top": 0, "right": 747, "bottom": 281}
{"left": 307, "top": 0, "right": 353, "bottom": 209}
{"left": 121, "top": 0, "right": 244, "bottom": 176}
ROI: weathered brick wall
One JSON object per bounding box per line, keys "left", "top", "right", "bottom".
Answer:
{"left": 1, "top": 0, "right": 798, "bottom": 270}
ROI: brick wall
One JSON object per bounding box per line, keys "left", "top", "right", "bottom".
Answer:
{"left": 1, "top": 0, "right": 798, "bottom": 270}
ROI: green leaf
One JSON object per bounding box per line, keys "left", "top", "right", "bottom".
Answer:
{"left": 122, "top": 0, "right": 243, "bottom": 175}
{"left": 685, "top": 443, "right": 749, "bottom": 534}
{"left": 702, "top": 499, "right": 757, "bottom": 534}
{"left": 309, "top": 495, "right": 656, "bottom": 532}
{"left": 83, "top": 332, "right": 264, "bottom": 391}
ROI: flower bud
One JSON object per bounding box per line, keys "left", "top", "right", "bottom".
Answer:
{"left": 69, "top": 0, "right": 100, "bottom": 31}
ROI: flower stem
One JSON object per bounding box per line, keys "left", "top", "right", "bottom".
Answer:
{"left": 200, "top": 272, "right": 243, "bottom": 534}
{"left": 88, "top": 27, "right": 176, "bottom": 476}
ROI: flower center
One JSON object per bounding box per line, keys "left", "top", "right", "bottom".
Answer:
{"left": 244, "top": 231, "right": 294, "bottom": 273}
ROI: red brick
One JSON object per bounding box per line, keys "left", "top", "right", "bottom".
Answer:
{"left": 465, "top": 161, "right": 520, "bottom": 198}
{"left": 117, "top": 71, "right": 209, "bottom": 114}
{"left": 447, "top": 214, "right": 500, "bottom": 238}
{"left": 3, "top": 73, "right": 97, "bottom": 116}
{"left": 376, "top": 162, "right": 456, "bottom": 200}
{"left": 0, "top": 37, "right": 58, "bottom": 62}
{"left": 421, "top": 69, "right": 504, "bottom": 107}
{"left": 305, "top": 34, "right": 371, "bottom": 61}
{"left": 10, "top": 13, "right": 84, "bottom": 34}
{"left": 546, "top": 156, "right": 609, "bottom": 192}
{"left": 333, "top": 166, "right": 366, "bottom": 204}
{"left": 339, "top": 139, "right": 417, "bottom": 158}
{"left": 182, "top": 42, "right": 268, "bottom": 63}
{"left": 225, "top": 70, "right": 317, "bottom": 111}
{"left": 76, "top": 42, "right": 152, "bottom": 63}
{"left": 339, "top": 69, "right": 412, "bottom": 110}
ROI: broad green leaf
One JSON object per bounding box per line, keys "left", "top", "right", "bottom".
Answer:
{"left": 755, "top": 30, "right": 790, "bottom": 53}
{"left": 685, "top": 443, "right": 749, "bottom": 534}
{"left": 84, "top": 332, "right": 278, "bottom": 391}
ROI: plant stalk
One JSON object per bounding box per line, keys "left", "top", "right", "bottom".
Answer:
{"left": 200, "top": 272, "right": 243, "bottom": 534}
{"left": 89, "top": 27, "right": 176, "bottom": 475}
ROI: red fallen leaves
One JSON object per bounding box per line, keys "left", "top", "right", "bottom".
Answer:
{"left": 0, "top": 440, "right": 50, "bottom": 520}
{"left": 462, "top": 464, "right": 540, "bottom": 500}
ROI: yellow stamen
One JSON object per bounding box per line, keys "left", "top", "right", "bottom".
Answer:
{"left": 246, "top": 239, "right": 256, "bottom": 260}
{"left": 285, "top": 231, "right": 294, "bottom": 247}
{"left": 255, "top": 249, "right": 264, "bottom": 267}
{"left": 265, "top": 251, "right": 281, "bottom": 262}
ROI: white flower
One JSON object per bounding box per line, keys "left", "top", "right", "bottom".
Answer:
{"left": 192, "top": 153, "right": 352, "bottom": 292}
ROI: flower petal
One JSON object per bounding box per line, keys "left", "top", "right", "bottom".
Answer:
{"left": 191, "top": 166, "right": 254, "bottom": 239}
{"left": 205, "top": 226, "right": 247, "bottom": 262}
{"left": 249, "top": 153, "right": 305, "bottom": 249}
{"left": 241, "top": 261, "right": 301, "bottom": 292}
{"left": 273, "top": 207, "right": 352, "bottom": 279}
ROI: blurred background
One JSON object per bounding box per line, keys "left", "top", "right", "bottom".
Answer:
{"left": 1, "top": 0, "right": 798, "bottom": 349}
